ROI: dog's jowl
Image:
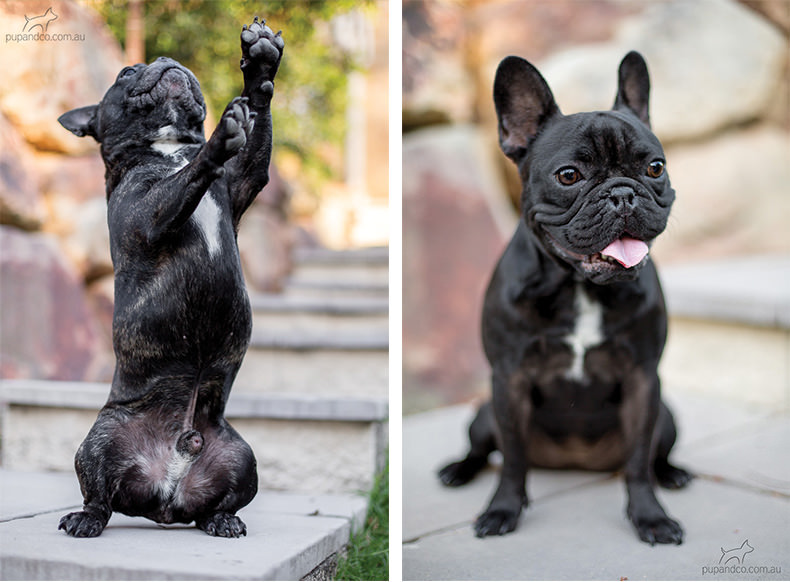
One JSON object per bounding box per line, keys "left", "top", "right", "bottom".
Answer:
{"left": 439, "top": 52, "right": 692, "bottom": 545}
{"left": 56, "top": 18, "right": 283, "bottom": 538}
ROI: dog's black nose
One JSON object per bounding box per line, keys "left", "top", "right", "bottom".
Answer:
{"left": 607, "top": 186, "right": 635, "bottom": 209}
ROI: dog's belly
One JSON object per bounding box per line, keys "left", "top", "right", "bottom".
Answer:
{"left": 514, "top": 345, "right": 629, "bottom": 471}
{"left": 527, "top": 423, "right": 626, "bottom": 471}
{"left": 107, "top": 411, "right": 249, "bottom": 524}
{"left": 113, "top": 226, "right": 251, "bottom": 373}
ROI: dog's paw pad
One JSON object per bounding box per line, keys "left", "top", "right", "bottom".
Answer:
{"left": 473, "top": 509, "right": 520, "bottom": 537}
{"left": 241, "top": 16, "right": 284, "bottom": 74}
{"left": 59, "top": 511, "right": 105, "bottom": 537}
{"left": 216, "top": 96, "right": 254, "bottom": 155}
{"left": 197, "top": 512, "right": 247, "bottom": 538}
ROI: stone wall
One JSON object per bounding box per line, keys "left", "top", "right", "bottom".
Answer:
{"left": 0, "top": 0, "right": 293, "bottom": 383}
{"left": 402, "top": 0, "right": 790, "bottom": 410}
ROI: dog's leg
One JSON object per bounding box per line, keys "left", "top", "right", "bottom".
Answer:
{"left": 58, "top": 416, "right": 116, "bottom": 537}
{"left": 225, "top": 17, "right": 285, "bottom": 221}
{"left": 439, "top": 401, "right": 497, "bottom": 486}
{"left": 473, "top": 373, "right": 529, "bottom": 537}
{"left": 654, "top": 401, "right": 693, "bottom": 489}
{"left": 622, "top": 373, "right": 684, "bottom": 545}
{"left": 136, "top": 97, "right": 254, "bottom": 247}
{"left": 188, "top": 421, "right": 258, "bottom": 538}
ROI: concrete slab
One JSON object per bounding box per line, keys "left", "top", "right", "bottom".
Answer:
{"left": 0, "top": 470, "right": 366, "bottom": 581}
{"left": 403, "top": 479, "right": 789, "bottom": 581}
{"left": 660, "top": 255, "right": 790, "bottom": 328}
{"left": 402, "top": 405, "right": 607, "bottom": 542}
{"left": 681, "top": 418, "right": 790, "bottom": 495}
{"left": 403, "top": 395, "right": 790, "bottom": 580}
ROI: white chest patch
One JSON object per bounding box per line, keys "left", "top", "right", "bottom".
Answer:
{"left": 564, "top": 285, "right": 604, "bottom": 382}
{"left": 192, "top": 194, "right": 222, "bottom": 258}
{"left": 151, "top": 125, "right": 186, "bottom": 159}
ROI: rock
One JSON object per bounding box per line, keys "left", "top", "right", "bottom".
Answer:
{"left": 238, "top": 204, "right": 295, "bottom": 293}
{"left": 536, "top": 0, "right": 788, "bottom": 143}
{"left": 403, "top": 0, "right": 474, "bottom": 128}
{"left": 403, "top": 125, "right": 516, "bottom": 411}
{"left": 36, "top": 152, "right": 106, "bottom": 205}
{"left": 739, "top": 0, "right": 790, "bottom": 35}
{"left": 60, "top": 196, "right": 113, "bottom": 281}
{"left": 0, "top": 0, "right": 124, "bottom": 153}
{"left": 239, "top": 165, "right": 295, "bottom": 293}
{"left": 0, "top": 113, "right": 45, "bottom": 230}
{"left": 85, "top": 275, "right": 114, "bottom": 347}
{"left": 0, "top": 226, "right": 112, "bottom": 381}
{"left": 653, "top": 125, "right": 790, "bottom": 264}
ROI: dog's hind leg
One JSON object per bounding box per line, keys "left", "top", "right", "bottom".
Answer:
{"left": 653, "top": 401, "right": 693, "bottom": 489}
{"left": 58, "top": 415, "right": 116, "bottom": 537}
{"left": 438, "top": 401, "right": 498, "bottom": 486}
{"left": 187, "top": 421, "right": 258, "bottom": 538}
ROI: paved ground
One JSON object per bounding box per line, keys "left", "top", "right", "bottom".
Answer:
{"left": 402, "top": 391, "right": 790, "bottom": 581}
{"left": 0, "top": 470, "right": 366, "bottom": 580}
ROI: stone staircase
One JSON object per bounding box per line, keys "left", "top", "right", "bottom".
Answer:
{"left": 658, "top": 254, "right": 790, "bottom": 411}
{"left": 0, "top": 246, "right": 388, "bottom": 579}
{"left": 0, "top": 246, "right": 389, "bottom": 494}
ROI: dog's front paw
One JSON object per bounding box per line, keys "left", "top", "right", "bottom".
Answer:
{"left": 473, "top": 508, "right": 520, "bottom": 537}
{"left": 438, "top": 457, "right": 486, "bottom": 487}
{"left": 196, "top": 512, "right": 247, "bottom": 538}
{"left": 208, "top": 96, "right": 255, "bottom": 163}
{"left": 629, "top": 510, "right": 684, "bottom": 545}
{"left": 655, "top": 461, "right": 694, "bottom": 490}
{"left": 240, "top": 16, "right": 284, "bottom": 87}
{"left": 59, "top": 511, "right": 106, "bottom": 537}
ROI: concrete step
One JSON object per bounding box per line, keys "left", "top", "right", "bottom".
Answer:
{"left": 660, "top": 254, "right": 790, "bottom": 328}
{"left": 251, "top": 293, "right": 388, "bottom": 336}
{"left": 242, "top": 290, "right": 389, "bottom": 398}
{"left": 658, "top": 254, "right": 790, "bottom": 409}
{"left": 286, "top": 246, "right": 389, "bottom": 293}
{"left": 0, "top": 380, "right": 388, "bottom": 495}
{"left": 0, "top": 468, "right": 366, "bottom": 580}
{"left": 236, "top": 348, "right": 388, "bottom": 399}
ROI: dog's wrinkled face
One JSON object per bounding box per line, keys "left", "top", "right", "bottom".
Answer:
{"left": 526, "top": 110, "right": 674, "bottom": 283}
{"left": 494, "top": 52, "right": 675, "bottom": 284}
{"left": 59, "top": 57, "right": 207, "bottom": 153}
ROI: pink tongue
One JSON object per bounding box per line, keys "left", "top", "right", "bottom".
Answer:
{"left": 600, "top": 237, "right": 649, "bottom": 268}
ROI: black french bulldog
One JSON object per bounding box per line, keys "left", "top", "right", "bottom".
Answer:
{"left": 438, "top": 52, "right": 692, "bottom": 545}
{"left": 56, "top": 17, "right": 283, "bottom": 538}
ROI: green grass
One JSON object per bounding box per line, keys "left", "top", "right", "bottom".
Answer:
{"left": 334, "top": 458, "right": 389, "bottom": 581}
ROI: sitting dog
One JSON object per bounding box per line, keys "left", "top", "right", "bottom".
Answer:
{"left": 439, "top": 52, "right": 692, "bottom": 545}
{"left": 56, "top": 17, "right": 283, "bottom": 538}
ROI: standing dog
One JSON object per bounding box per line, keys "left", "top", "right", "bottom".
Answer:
{"left": 439, "top": 52, "right": 692, "bottom": 545}
{"left": 56, "top": 17, "right": 283, "bottom": 538}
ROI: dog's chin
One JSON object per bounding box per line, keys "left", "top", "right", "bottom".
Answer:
{"left": 542, "top": 231, "right": 647, "bottom": 284}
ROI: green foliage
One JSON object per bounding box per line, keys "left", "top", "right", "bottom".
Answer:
{"left": 334, "top": 459, "right": 389, "bottom": 581}
{"left": 92, "top": 0, "right": 364, "bottom": 190}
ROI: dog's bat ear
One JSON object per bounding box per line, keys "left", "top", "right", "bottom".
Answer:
{"left": 58, "top": 105, "right": 100, "bottom": 141}
{"left": 493, "top": 56, "right": 560, "bottom": 163}
{"left": 614, "top": 51, "right": 651, "bottom": 127}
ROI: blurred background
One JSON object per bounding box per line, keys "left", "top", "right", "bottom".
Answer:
{"left": 1, "top": 0, "right": 388, "bottom": 383}
{"left": 1, "top": 0, "right": 389, "bottom": 497}
{"left": 403, "top": 0, "right": 790, "bottom": 413}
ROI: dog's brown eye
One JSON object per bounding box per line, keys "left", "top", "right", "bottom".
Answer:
{"left": 647, "top": 160, "right": 665, "bottom": 178}
{"left": 556, "top": 167, "right": 582, "bottom": 186}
